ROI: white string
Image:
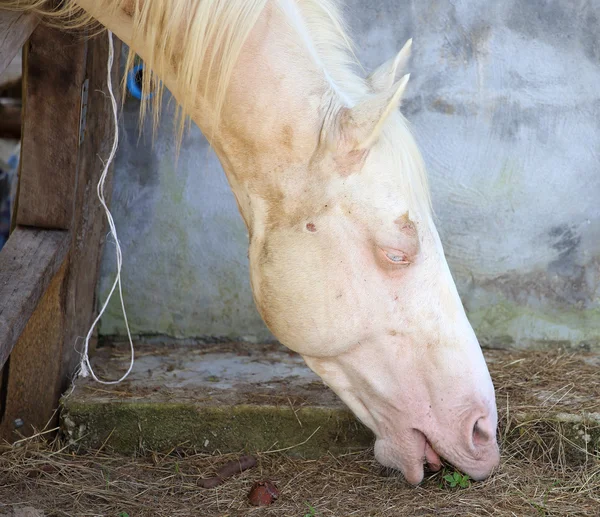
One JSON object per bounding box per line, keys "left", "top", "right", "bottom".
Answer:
{"left": 79, "top": 30, "right": 135, "bottom": 384}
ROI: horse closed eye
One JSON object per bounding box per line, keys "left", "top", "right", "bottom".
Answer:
{"left": 383, "top": 250, "right": 410, "bottom": 266}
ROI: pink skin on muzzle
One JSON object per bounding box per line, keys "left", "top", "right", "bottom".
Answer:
{"left": 303, "top": 333, "right": 500, "bottom": 486}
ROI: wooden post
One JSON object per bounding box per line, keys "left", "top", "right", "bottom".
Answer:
{"left": 0, "top": 25, "right": 120, "bottom": 439}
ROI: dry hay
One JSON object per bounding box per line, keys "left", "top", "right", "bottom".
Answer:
{"left": 486, "top": 349, "right": 600, "bottom": 414}
{"left": 0, "top": 435, "right": 598, "bottom": 517}
{"left": 0, "top": 349, "right": 598, "bottom": 516}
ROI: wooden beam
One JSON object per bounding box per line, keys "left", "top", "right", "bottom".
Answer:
{"left": 15, "top": 24, "right": 87, "bottom": 229}
{"left": 0, "top": 227, "right": 70, "bottom": 368}
{"left": 0, "top": 259, "right": 68, "bottom": 436}
{"left": 0, "top": 28, "right": 121, "bottom": 439}
{"left": 0, "top": 10, "right": 38, "bottom": 77}
{"left": 60, "top": 32, "right": 121, "bottom": 382}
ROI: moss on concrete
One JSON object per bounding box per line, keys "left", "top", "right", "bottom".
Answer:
{"left": 61, "top": 400, "right": 373, "bottom": 457}
{"left": 60, "top": 345, "right": 599, "bottom": 466}
{"left": 61, "top": 400, "right": 599, "bottom": 467}
{"left": 469, "top": 299, "right": 600, "bottom": 352}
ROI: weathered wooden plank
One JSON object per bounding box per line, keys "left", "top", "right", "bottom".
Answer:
{"left": 0, "top": 10, "right": 38, "bottom": 77}
{"left": 0, "top": 259, "right": 68, "bottom": 437}
{"left": 60, "top": 34, "right": 122, "bottom": 385}
{"left": 15, "top": 24, "right": 87, "bottom": 229}
{"left": 0, "top": 226, "right": 70, "bottom": 368}
{"left": 0, "top": 31, "right": 121, "bottom": 439}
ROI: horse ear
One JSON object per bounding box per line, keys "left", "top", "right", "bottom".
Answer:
{"left": 367, "top": 39, "right": 412, "bottom": 92}
{"left": 338, "top": 73, "right": 410, "bottom": 151}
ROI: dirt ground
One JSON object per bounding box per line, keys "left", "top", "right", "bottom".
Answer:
{"left": 0, "top": 437, "right": 598, "bottom": 516}
{"left": 0, "top": 349, "right": 598, "bottom": 516}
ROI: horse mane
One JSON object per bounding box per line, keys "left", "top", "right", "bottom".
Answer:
{"left": 5, "top": 0, "right": 431, "bottom": 212}
{"left": 4, "top": 0, "right": 268, "bottom": 135}
{"left": 5, "top": 0, "right": 353, "bottom": 127}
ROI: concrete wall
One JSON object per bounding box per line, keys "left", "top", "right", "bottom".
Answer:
{"left": 99, "top": 0, "right": 600, "bottom": 350}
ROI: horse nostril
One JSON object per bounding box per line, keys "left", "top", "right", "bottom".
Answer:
{"left": 472, "top": 417, "right": 494, "bottom": 447}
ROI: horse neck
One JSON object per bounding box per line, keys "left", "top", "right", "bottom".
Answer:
{"left": 74, "top": 0, "right": 340, "bottom": 224}
{"left": 211, "top": 1, "right": 347, "bottom": 232}
{"left": 209, "top": 2, "right": 335, "bottom": 188}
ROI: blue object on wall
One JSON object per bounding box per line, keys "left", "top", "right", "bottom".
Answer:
{"left": 126, "top": 64, "right": 153, "bottom": 100}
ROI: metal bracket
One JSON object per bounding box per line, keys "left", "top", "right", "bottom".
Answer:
{"left": 78, "top": 78, "right": 89, "bottom": 145}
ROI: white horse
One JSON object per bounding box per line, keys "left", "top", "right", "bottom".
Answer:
{"left": 5, "top": 0, "right": 500, "bottom": 484}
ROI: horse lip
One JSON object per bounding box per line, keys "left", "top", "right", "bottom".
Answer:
{"left": 424, "top": 438, "right": 442, "bottom": 471}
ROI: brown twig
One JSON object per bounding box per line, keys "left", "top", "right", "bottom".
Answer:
{"left": 198, "top": 454, "right": 257, "bottom": 488}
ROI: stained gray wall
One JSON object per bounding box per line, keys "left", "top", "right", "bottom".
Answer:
{"left": 99, "top": 0, "right": 600, "bottom": 350}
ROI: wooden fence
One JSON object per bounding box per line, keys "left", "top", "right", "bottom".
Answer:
{"left": 0, "top": 9, "right": 120, "bottom": 440}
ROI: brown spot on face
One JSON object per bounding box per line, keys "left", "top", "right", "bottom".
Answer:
{"left": 395, "top": 212, "right": 417, "bottom": 237}
{"left": 389, "top": 330, "right": 398, "bottom": 336}
{"left": 306, "top": 223, "right": 317, "bottom": 232}
{"left": 333, "top": 148, "right": 368, "bottom": 177}
{"left": 394, "top": 212, "right": 421, "bottom": 258}
{"left": 281, "top": 125, "right": 294, "bottom": 150}
{"left": 258, "top": 241, "right": 271, "bottom": 267}
{"left": 121, "top": 0, "right": 135, "bottom": 16}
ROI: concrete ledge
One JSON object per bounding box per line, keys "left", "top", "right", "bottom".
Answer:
{"left": 61, "top": 342, "right": 600, "bottom": 464}
{"left": 62, "top": 403, "right": 371, "bottom": 457}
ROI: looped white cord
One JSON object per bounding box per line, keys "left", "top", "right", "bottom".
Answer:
{"left": 79, "top": 30, "right": 135, "bottom": 384}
